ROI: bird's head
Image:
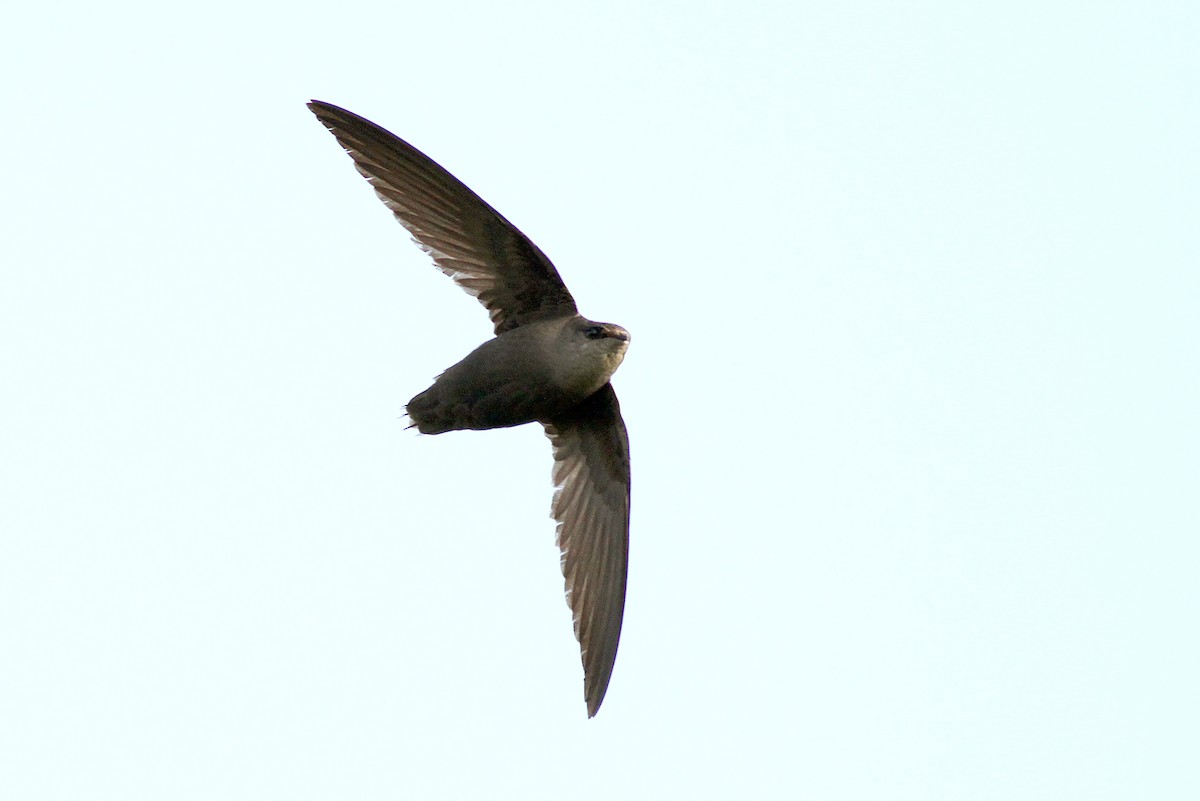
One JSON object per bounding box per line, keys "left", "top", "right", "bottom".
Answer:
{"left": 553, "top": 318, "right": 630, "bottom": 395}
{"left": 576, "top": 320, "right": 631, "bottom": 359}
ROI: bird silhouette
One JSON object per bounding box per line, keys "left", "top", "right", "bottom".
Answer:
{"left": 309, "top": 101, "right": 632, "bottom": 717}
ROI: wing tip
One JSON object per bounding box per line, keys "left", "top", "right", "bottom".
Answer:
{"left": 585, "top": 684, "right": 609, "bottom": 718}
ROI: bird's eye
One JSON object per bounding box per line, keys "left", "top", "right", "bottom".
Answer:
{"left": 584, "top": 325, "right": 605, "bottom": 339}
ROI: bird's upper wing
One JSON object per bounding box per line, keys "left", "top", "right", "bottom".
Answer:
{"left": 542, "top": 383, "right": 630, "bottom": 717}
{"left": 309, "top": 100, "right": 578, "bottom": 334}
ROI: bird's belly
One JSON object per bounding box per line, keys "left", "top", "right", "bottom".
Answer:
{"left": 405, "top": 340, "right": 576, "bottom": 433}
{"left": 407, "top": 377, "right": 576, "bottom": 433}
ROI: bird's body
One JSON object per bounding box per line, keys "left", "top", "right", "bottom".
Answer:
{"left": 309, "top": 100, "right": 632, "bottom": 717}
{"left": 407, "top": 317, "right": 629, "bottom": 434}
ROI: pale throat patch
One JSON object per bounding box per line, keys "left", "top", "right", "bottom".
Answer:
{"left": 556, "top": 338, "right": 628, "bottom": 396}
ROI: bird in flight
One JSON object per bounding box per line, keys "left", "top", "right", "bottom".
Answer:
{"left": 309, "top": 101, "right": 632, "bottom": 717}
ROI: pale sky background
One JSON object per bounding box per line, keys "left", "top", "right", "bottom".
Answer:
{"left": 2, "top": 2, "right": 1197, "bottom": 799}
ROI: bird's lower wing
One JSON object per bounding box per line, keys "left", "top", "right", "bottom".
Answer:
{"left": 542, "top": 383, "right": 630, "bottom": 717}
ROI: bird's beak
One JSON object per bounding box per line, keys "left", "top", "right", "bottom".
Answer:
{"left": 603, "top": 325, "right": 631, "bottom": 343}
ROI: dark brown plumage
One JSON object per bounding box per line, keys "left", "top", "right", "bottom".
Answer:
{"left": 309, "top": 100, "right": 632, "bottom": 717}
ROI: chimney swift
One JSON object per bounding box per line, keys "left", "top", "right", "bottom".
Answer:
{"left": 308, "top": 101, "right": 631, "bottom": 717}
